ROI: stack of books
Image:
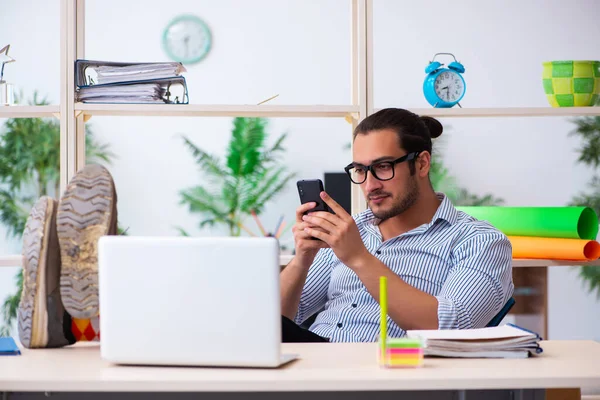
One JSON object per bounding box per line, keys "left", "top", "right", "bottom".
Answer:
{"left": 406, "top": 324, "right": 543, "bottom": 359}
{"left": 75, "top": 60, "right": 189, "bottom": 104}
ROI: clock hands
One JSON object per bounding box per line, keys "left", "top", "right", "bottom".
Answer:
{"left": 441, "top": 86, "right": 449, "bottom": 100}
{"left": 183, "top": 35, "right": 190, "bottom": 58}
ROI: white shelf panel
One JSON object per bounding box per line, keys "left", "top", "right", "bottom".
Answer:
{"left": 1, "top": 254, "right": 597, "bottom": 268}
{"left": 373, "top": 107, "right": 600, "bottom": 118}
{"left": 512, "top": 258, "right": 600, "bottom": 267}
{"left": 0, "top": 105, "right": 60, "bottom": 118}
{"left": 75, "top": 104, "right": 359, "bottom": 118}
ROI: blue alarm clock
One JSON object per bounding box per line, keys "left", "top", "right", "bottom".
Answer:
{"left": 423, "top": 53, "right": 466, "bottom": 108}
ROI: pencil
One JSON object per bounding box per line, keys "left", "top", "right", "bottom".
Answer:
{"left": 251, "top": 210, "right": 267, "bottom": 236}
{"left": 273, "top": 215, "right": 284, "bottom": 238}
{"left": 380, "top": 276, "right": 388, "bottom": 360}
{"left": 275, "top": 221, "right": 287, "bottom": 239}
{"left": 237, "top": 222, "right": 257, "bottom": 237}
{"left": 257, "top": 93, "right": 280, "bottom": 105}
{"left": 277, "top": 221, "right": 292, "bottom": 238}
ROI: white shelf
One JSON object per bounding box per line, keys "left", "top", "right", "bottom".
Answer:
{"left": 74, "top": 103, "right": 359, "bottom": 118}
{"left": 373, "top": 106, "right": 600, "bottom": 118}
{"left": 0, "top": 105, "right": 60, "bottom": 118}
{"left": 512, "top": 258, "right": 600, "bottom": 267}
{"left": 0, "top": 254, "right": 597, "bottom": 268}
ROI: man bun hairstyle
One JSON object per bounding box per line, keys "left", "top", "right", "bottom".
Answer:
{"left": 353, "top": 108, "right": 443, "bottom": 156}
{"left": 420, "top": 115, "right": 443, "bottom": 139}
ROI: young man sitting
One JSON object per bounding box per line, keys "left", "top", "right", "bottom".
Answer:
{"left": 280, "top": 108, "right": 514, "bottom": 342}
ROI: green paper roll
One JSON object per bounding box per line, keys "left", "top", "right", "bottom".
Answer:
{"left": 456, "top": 207, "right": 599, "bottom": 240}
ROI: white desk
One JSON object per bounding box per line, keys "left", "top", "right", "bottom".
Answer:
{"left": 1, "top": 341, "right": 599, "bottom": 399}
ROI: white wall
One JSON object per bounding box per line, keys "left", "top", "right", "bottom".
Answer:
{"left": 1, "top": 0, "right": 599, "bottom": 340}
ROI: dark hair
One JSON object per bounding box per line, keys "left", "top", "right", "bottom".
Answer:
{"left": 352, "top": 108, "right": 443, "bottom": 156}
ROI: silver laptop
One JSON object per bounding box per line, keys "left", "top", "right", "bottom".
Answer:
{"left": 98, "top": 236, "right": 297, "bottom": 368}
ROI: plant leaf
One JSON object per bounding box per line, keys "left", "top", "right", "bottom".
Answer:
{"left": 181, "top": 136, "right": 228, "bottom": 178}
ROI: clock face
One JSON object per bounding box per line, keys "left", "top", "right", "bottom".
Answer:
{"left": 163, "top": 15, "right": 211, "bottom": 64}
{"left": 434, "top": 71, "right": 465, "bottom": 103}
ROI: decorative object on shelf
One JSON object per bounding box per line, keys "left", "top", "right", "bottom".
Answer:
{"left": 508, "top": 236, "right": 600, "bottom": 261}
{"left": 163, "top": 14, "right": 212, "bottom": 65}
{"left": 456, "top": 206, "right": 598, "bottom": 240}
{"left": 542, "top": 60, "right": 600, "bottom": 107}
{"left": 423, "top": 53, "right": 466, "bottom": 108}
{"left": 569, "top": 116, "right": 600, "bottom": 297}
{"left": 0, "top": 44, "right": 16, "bottom": 106}
{"left": 177, "top": 117, "right": 296, "bottom": 237}
{"left": 457, "top": 206, "right": 600, "bottom": 261}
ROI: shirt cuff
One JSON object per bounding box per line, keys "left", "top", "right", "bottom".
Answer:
{"left": 436, "top": 296, "right": 471, "bottom": 330}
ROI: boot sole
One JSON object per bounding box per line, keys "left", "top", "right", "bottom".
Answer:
{"left": 18, "top": 197, "right": 56, "bottom": 348}
{"left": 57, "top": 164, "right": 116, "bottom": 319}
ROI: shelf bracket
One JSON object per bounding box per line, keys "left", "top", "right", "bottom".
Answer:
{"left": 74, "top": 110, "right": 92, "bottom": 122}
{"left": 345, "top": 112, "right": 359, "bottom": 124}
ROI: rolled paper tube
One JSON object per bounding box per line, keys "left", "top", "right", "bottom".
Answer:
{"left": 508, "top": 236, "right": 600, "bottom": 261}
{"left": 456, "top": 207, "right": 598, "bottom": 240}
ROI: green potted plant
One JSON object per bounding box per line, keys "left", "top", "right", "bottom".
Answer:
{"left": 0, "top": 92, "right": 116, "bottom": 336}
{"left": 569, "top": 116, "right": 600, "bottom": 297}
{"left": 179, "top": 117, "right": 296, "bottom": 236}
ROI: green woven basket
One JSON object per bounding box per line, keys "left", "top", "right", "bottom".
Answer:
{"left": 542, "top": 60, "right": 600, "bottom": 107}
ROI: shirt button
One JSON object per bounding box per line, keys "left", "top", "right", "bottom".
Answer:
{"left": 352, "top": 303, "right": 357, "bottom": 308}
{"left": 376, "top": 250, "right": 381, "bottom": 254}
{"left": 337, "top": 323, "right": 343, "bottom": 328}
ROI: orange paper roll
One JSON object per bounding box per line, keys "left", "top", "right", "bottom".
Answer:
{"left": 508, "top": 236, "right": 600, "bottom": 261}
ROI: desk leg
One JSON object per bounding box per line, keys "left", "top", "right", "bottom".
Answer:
{"left": 546, "top": 388, "right": 581, "bottom": 400}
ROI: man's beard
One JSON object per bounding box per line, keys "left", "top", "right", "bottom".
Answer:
{"left": 370, "top": 176, "right": 419, "bottom": 221}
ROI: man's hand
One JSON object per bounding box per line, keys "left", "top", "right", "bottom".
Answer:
{"left": 292, "top": 201, "right": 329, "bottom": 268}
{"left": 302, "top": 191, "right": 371, "bottom": 268}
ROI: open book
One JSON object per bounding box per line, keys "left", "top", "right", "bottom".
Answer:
{"left": 405, "top": 324, "right": 542, "bottom": 359}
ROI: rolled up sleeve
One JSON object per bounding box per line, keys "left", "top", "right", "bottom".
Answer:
{"left": 436, "top": 228, "right": 514, "bottom": 330}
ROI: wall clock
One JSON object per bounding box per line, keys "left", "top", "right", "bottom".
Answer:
{"left": 163, "top": 14, "right": 212, "bottom": 64}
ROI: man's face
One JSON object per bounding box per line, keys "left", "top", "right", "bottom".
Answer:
{"left": 351, "top": 129, "right": 420, "bottom": 220}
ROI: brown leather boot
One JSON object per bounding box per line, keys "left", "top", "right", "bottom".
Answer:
{"left": 18, "top": 196, "right": 76, "bottom": 348}
{"left": 57, "top": 164, "right": 117, "bottom": 319}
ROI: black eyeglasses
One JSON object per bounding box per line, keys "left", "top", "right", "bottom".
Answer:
{"left": 344, "top": 152, "right": 420, "bottom": 184}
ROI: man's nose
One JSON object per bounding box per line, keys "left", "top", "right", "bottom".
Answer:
{"left": 364, "top": 170, "right": 382, "bottom": 192}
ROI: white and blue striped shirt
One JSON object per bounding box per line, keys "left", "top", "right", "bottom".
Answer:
{"left": 294, "top": 193, "right": 514, "bottom": 342}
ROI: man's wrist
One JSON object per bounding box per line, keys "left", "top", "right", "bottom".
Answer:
{"left": 346, "top": 251, "right": 374, "bottom": 271}
{"left": 292, "top": 254, "right": 314, "bottom": 270}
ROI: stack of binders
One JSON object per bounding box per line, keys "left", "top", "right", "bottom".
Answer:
{"left": 75, "top": 60, "right": 189, "bottom": 104}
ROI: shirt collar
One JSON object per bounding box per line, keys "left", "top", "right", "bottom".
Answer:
{"left": 430, "top": 192, "right": 459, "bottom": 226}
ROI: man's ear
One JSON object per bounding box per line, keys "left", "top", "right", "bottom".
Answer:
{"left": 417, "top": 151, "right": 431, "bottom": 178}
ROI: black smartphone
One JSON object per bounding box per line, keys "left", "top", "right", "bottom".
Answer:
{"left": 297, "top": 179, "right": 332, "bottom": 215}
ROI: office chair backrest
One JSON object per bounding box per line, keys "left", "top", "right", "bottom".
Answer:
{"left": 486, "top": 297, "right": 516, "bottom": 327}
